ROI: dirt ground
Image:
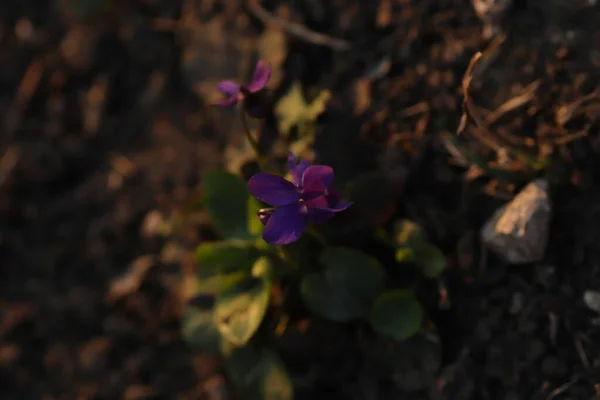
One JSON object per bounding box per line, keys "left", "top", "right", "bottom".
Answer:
{"left": 2, "top": 0, "right": 600, "bottom": 399}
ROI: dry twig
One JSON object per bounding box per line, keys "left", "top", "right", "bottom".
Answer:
{"left": 485, "top": 80, "right": 541, "bottom": 125}
{"left": 246, "top": 0, "right": 352, "bottom": 51}
{"left": 2, "top": 57, "right": 44, "bottom": 147}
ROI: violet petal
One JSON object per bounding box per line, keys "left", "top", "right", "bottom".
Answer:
{"left": 301, "top": 165, "right": 334, "bottom": 196}
{"left": 307, "top": 208, "right": 334, "bottom": 224}
{"left": 327, "top": 201, "right": 353, "bottom": 212}
{"left": 248, "top": 173, "right": 301, "bottom": 206}
{"left": 245, "top": 60, "right": 272, "bottom": 93}
{"left": 217, "top": 80, "right": 241, "bottom": 96}
{"left": 212, "top": 95, "right": 239, "bottom": 108}
{"left": 288, "top": 153, "right": 309, "bottom": 186}
{"left": 263, "top": 203, "right": 307, "bottom": 245}
{"left": 304, "top": 195, "right": 330, "bottom": 209}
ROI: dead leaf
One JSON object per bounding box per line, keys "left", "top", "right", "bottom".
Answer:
{"left": 106, "top": 255, "right": 154, "bottom": 303}
{"left": 353, "top": 78, "right": 372, "bottom": 114}
{"left": 257, "top": 25, "right": 286, "bottom": 88}
{"left": 274, "top": 82, "right": 331, "bottom": 137}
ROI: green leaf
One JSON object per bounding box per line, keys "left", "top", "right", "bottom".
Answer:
{"left": 274, "top": 82, "right": 331, "bottom": 137}
{"left": 203, "top": 170, "right": 252, "bottom": 240}
{"left": 395, "top": 247, "right": 415, "bottom": 263}
{"left": 414, "top": 244, "right": 446, "bottom": 279}
{"left": 180, "top": 273, "right": 229, "bottom": 353}
{"left": 195, "top": 240, "right": 261, "bottom": 277}
{"left": 226, "top": 346, "right": 293, "bottom": 400}
{"left": 181, "top": 306, "right": 221, "bottom": 353}
{"left": 370, "top": 290, "right": 423, "bottom": 341}
{"left": 214, "top": 257, "right": 272, "bottom": 346}
{"left": 300, "top": 247, "right": 386, "bottom": 322}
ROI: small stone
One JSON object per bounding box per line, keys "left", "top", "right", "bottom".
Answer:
{"left": 481, "top": 179, "right": 551, "bottom": 264}
{"left": 583, "top": 290, "right": 600, "bottom": 313}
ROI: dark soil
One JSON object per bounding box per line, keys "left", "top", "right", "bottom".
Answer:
{"left": 2, "top": 0, "right": 600, "bottom": 399}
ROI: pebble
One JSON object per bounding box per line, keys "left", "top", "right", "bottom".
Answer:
{"left": 481, "top": 179, "right": 551, "bottom": 264}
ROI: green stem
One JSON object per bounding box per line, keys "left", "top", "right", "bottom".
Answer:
{"left": 241, "top": 109, "right": 267, "bottom": 171}
{"left": 277, "top": 246, "right": 299, "bottom": 270}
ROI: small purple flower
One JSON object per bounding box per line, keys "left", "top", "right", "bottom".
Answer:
{"left": 248, "top": 153, "right": 352, "bottom": 245}
{"left": 213, "top": 60, "right": 272, "bottom": 118}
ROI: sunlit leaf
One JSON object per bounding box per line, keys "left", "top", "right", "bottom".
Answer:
{"left": 274, "top": 82, "right": 331, "bottom": 137}
{"left": 203, "top": 170, "right": 252, "bottom": 240}
{"left": 226, "top": 346, "right": 293, "bottom": 400}
{"left": 370, "top": 290, "right": 423, "bottom": 341}
{"left": 214, "top": 257, "right": 272, "bottom": 346}
{"left": 300, "top": 247, "right": 386, "bottom": 322}
{"left": 395, "top": 247, "right": 415, "bottom": 263}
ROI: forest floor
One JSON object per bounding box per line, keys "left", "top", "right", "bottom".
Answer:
{"left": 2, "top": 0, "right": 600, "bottom": 399}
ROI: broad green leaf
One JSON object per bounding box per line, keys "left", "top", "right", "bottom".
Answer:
{"left": 182, "top": 306, "right": 221, "bottom": 353}
{"left": 414, "top": 244, "right": 446, "bottom": 279}
{"left": 300, "top": 247, "right": 386, "bottom": 322}
{"left": 203, "top": 170, "right": 251, "bottom": 240}
{"left": 180, "top": 273, "right": 228, "bottom": 353}
{"left": 214, "top": 257, "right": 272, "bottom": 346}
{"left": 195, "top": 240, "right": 261, "bottom": 277}
{"left": 370, "top": 290, "right": 423, "bottom": 341}
{"left": 226, "top": 346, "right": 293, "bottom": 400}
{"left": 274, "top": 82, "right": 331, "bottom": 137}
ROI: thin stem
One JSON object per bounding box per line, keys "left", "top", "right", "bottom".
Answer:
{"left": 277, "top": 246, "right": 299, "bottom": 270}
{"left": 240, "top": 109, "right": 267, "bottom": 171}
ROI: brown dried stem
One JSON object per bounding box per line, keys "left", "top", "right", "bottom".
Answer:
{"left": 246, "top": 0, "right": 352, "bottom": 51}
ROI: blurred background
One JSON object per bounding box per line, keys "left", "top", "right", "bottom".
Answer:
{"left": 1, "top": 0, "right": 600, "bottom": 399}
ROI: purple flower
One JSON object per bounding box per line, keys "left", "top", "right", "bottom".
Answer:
{"left": 248, "top": 153, "right": 352, "bottom": 245}
{"left": 213, "top": 60, "right": 272, "bottom": 118}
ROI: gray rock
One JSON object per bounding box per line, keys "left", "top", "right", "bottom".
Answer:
{"left": 481, "top": 179, "right": 551, "bottom": 264}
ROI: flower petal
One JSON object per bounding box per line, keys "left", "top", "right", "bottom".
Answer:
{"left": 306, "top": 201, "right": 352, "bottom": 224}
{"left": 263, "top": 203, "right": 307, "bottom": 245}
{"left": 248, "top": 173, "right": 301, "bottom": 206}
{"left": 307, "top": 208, "right": 334, "bottom": 224}
{"left": 288, "top": 153, "right": 309, "bottom": 186}
{"left": 301, "top": 165, "right": 334, "bottom": 196}
{"left": 245, "top": 60, "right": 272, "bottom": 93}
{"left": 212, "top": 95, "right": 239, "bottom": 108}
{"left": 327, "top": 201, "right": 353, "bottom": 212}
{"left": 217, "top": 80, "right": 241, "bottom": 96}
